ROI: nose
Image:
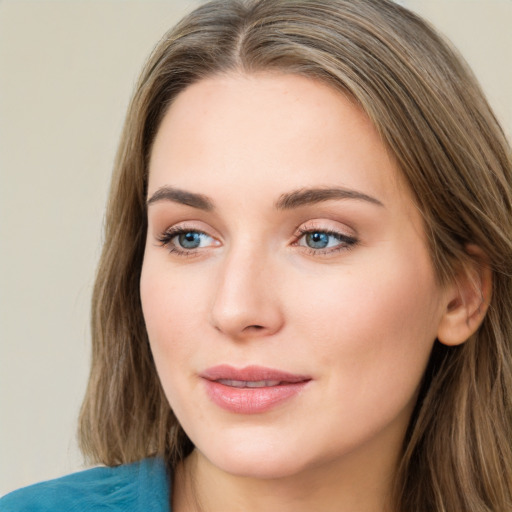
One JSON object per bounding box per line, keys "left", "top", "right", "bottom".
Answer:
{"left": 210, "top": 243, "right": 284, "bottom": 340}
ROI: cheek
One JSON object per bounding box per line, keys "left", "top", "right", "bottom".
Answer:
{"left": 140, "top": 262, "right": 204, "bottom": 432}
{"left": 140, "top": 258, "right": 196, "bottom": 374}
{"left": 286, "top": 248, "right": 443, "bottom": 396}
{"left": 291, "top": 265, "right": 438, "bottom": 333}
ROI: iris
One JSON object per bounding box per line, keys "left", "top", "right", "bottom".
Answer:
{"left": 305, "top": 232, "right": 331, "bottom": 249}
{"left": 178, "top": 232, "right": 202, "bottom": 249}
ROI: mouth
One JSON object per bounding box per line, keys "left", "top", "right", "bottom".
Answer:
{"left": 200, "top": 365, "right": 311, "bottom": 414}
{"left": 216, "top": 379, "right": 283, "bottom": 388}
{"left": 201, "top": 364, "right": 311, "bottom": 384}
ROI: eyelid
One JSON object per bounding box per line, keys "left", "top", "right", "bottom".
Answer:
{"left": 154, "top": 220, "right": 221, "bottom": 241}
{"left": 292, "top": 220, "right": 358, "bottom": 255}
{"left": 293, "top": 219, "right": 357, "bottom": 238}
{"left": 155, "top": 222, "right": 221, "bottom": 256}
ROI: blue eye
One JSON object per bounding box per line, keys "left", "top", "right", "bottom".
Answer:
{"left": 157, "top": 228, "right": 216, "bottom": 254}
{"left": 177, "top": 232, "right": 203, "bottom": 249}
{"left": 297, "top": 229, "right": 356, "bottom": 252}
{"left": 305, "top": 232, "right": 330, "bottom": 249}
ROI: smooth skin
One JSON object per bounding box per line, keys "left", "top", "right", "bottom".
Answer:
{"left": 140, "top": 73, "right": 489, "bottom": 512}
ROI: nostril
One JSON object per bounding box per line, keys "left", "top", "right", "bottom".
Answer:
{"left": 246, "top": 325, "right": 264, "bottom": 331}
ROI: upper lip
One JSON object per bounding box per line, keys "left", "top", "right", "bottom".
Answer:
{"left": 200, "top": 365, "right": 311, "bottom": 383}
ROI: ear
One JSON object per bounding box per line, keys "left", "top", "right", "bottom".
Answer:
{"left": 437, "top": 245, "right": 493, "bottom": 346}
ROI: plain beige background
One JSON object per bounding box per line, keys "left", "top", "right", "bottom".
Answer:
{"left": 0, "top": 0, "right": 511, "bottom": 497}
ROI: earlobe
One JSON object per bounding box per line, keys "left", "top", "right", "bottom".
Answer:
{"left": 437, "top": 246, "right": 493, "bottom": 347}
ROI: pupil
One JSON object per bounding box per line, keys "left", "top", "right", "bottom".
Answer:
{"left": 179, "top": 232, "right": 200, "bottom": 248}
{"left": 306, "top": 232, "right": 329, "bottom": 249}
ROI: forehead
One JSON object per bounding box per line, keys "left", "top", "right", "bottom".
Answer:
{"left": 148, "top": 72, "right": 405, "bottom": 208}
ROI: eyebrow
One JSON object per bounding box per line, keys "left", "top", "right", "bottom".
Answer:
{"left": 146, "top": 185, "right": 384, "bottom": 211}
{"left": 147, "top": 186, "right": 214, "bottom": 211}
{"left": 275, "top": 187, "right": 384, "bottom": 209}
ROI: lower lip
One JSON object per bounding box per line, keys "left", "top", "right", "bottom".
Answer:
{"left": 203, "top": 380, "right": 309, "bottom": 414}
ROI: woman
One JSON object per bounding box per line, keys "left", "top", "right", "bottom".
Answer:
{"left": 2, "top": 0, "right": 511, "bottom": 510}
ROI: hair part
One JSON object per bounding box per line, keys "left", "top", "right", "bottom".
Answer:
{"left": 79, "top": 1, "right": 512, "bottom": 510}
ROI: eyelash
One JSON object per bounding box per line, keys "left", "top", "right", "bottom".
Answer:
{"left": 294, "top": 227, "right": 358, "bottom": 255}
{"left": 156, "top": 225, "right": 215, "bottom": 257}
{"left": 156, "top": 225, "right": 358, "bottom": 256}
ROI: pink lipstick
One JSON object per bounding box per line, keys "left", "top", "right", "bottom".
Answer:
{"left": 200, "top": 365, "right": 311, "bottom": 414}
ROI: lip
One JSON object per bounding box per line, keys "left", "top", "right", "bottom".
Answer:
{"left": 200, "top": 365, "right": 311, "bottom": 414}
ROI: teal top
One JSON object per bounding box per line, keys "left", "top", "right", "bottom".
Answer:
{"left": 0, "top": 458, "right": 170, "bottom": 511}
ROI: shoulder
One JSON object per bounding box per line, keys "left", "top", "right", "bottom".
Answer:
{"left": 0, "top": 457, "right": 171, "bottom": 512}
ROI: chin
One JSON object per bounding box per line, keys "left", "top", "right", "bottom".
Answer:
{"left": 206, "top": 450, "right": 309, "bottom": 480}
{"left": 191, "top": 425, "right": 323, "bottom": 480}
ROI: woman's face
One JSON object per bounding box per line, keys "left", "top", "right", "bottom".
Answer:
{"left": 141, "top": 73, "right": 451, "bottom": 480}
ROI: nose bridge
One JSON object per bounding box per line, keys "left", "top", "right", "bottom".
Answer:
{"left": 210, "top": 237, "right": 283, "bottom": 338}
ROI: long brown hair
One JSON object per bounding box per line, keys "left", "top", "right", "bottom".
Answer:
{"left": 79, "top": 1, "right": 512, "bottom": 509}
